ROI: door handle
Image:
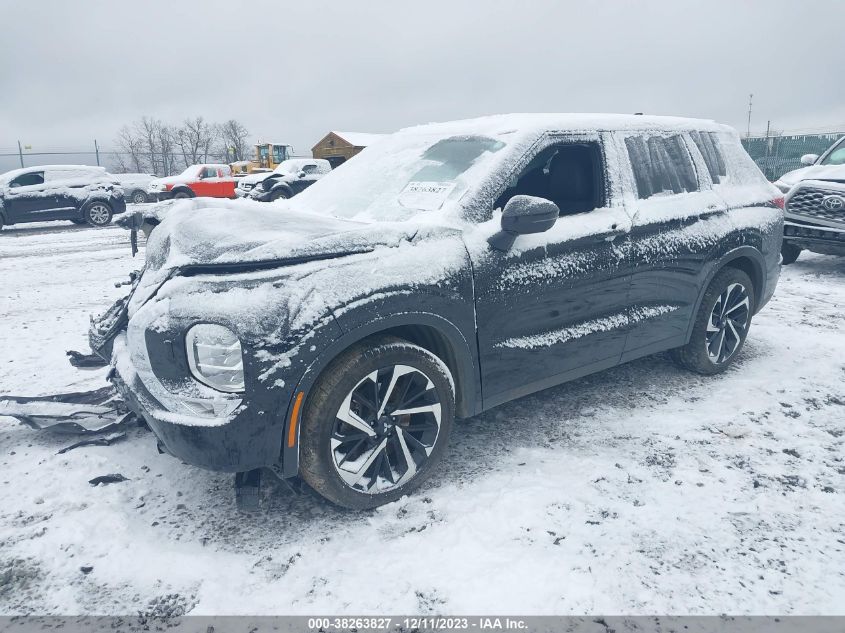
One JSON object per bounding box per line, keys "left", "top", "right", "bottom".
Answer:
{"left": 595, "top": 224, "right": 626, "bottom": 242}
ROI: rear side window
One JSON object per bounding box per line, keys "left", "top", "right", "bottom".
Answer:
{"left": 689, "top": 131, "right": 727, "bottom": 184}
{"left": 625, "top": 134, "right": 699, "bottom": 199}
{"left": 10, "top": 172, "right": 44, "bottom": 187}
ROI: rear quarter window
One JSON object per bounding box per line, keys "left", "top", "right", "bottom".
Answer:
{"left": 625, "top": 134, "right": 699, "bottom": 200}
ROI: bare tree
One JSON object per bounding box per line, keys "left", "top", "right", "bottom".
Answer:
{"left": 114, "top": 124, "right": 146, "bottom": 172}
{"left": 175, "top": 116, "right": 217, "bottom": 168}
{"left": 218, "top": 119, "right": 251, "bottom": 162}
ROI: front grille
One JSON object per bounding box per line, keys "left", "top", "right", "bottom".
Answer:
{"left": 242, "top": 183, "right": 254, "bottom": 190}
{"left": 787, "top": 185, "right": 845, "bottom": 223}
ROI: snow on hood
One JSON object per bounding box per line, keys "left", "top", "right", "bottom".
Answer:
{"left": 777, "top": 164, "right": 845, "bottom": 187}
{"left": 130, "top": 198, "right": 420, "bottom": 312}
{"left": 238, "top": 171, "right": 274, "bottom": 186}
{"left": 151, "top": 172, "right": 198, "bottom": 186}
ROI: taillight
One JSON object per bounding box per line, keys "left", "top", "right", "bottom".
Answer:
{"left": 773, "top": 196, "right": 785, "bottom": 209}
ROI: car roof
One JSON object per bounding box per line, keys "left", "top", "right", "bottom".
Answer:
{"left": 0, "top": 164, "right": 106, "bottom": 183}
{"left": 398, "top": 113, "right": 731, "bottom": 138}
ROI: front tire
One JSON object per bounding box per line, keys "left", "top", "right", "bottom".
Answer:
{"left": 299, "top": 336, "right": 455, "bottom": 509}
{"left": 781, "top": 242, "right": 802, "bottom": 265}
{"left": 173, "top": 191, "right": 192, "bottom": 199}
{"left": 671, "top": 267, "right": 755, "bottom": 375}
{"left": 83, "top": 202, "right": 113, "bottom": 227}
{"left": 270, "top": 189, "right": 289, "bottom": 201}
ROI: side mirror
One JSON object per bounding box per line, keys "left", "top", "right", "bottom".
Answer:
{"left": 800, "top": 153, "right": 819, "bottom": 166}
{"left": 488, "top": 195, "right": 559, "bottom": 251}
{"left": 297, "top": 171, "right": 306, "bottom": 178}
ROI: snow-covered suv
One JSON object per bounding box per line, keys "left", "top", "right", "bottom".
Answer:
{"left": 0, "top": 165, "right": 126, "bottom": 230}
{"left": 91, "top": 114, "right": 783, "bottom": 509}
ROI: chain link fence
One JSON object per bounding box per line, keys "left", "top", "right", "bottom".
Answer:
{"left": 741, "top": 132, "right": 844, "bottom": 181}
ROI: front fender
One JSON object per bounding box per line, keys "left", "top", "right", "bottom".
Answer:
{"left": 280, "top": 295, "right": 479, "bottom": 478}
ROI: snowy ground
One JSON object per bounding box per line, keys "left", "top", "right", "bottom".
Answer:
{"left": 0, "top": 213, "right": 843, "bottom": 616}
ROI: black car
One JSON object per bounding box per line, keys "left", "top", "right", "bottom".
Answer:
{"left": 0, "top": 165, "right": 126, "bottom": 229}
{"left": 91, "top": 114, "right": 783, "bottom": 509}
{"left": 246, "top": 158, "right": 331, "bottom": 202}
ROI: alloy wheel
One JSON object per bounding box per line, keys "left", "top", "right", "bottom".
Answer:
{"left": 132, "top": 191, "right": 147, "bottom": 204}
{"left": 331, "top": 364, "right": 442, "bottom": 494}
{"left": 706, "top": 282, "right": 750, "bottom": 364}
{"left": 87, "top": 204, "right": 110, "bottom": 225}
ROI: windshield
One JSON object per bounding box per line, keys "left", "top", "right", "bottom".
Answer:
{"left": 273, "top": 160, "right": 301, "bottom": 175}
{"left": 289, "top": 133, "right": 508, "bottom": 222}
{"left": 821, "top": 138, "right": 845, "bottom": 166}
{"left": 178, "top": 165, "right": 200, "bottom": 177}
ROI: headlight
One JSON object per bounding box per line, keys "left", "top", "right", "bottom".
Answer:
{"left": 185, "top": 324, "right": 245, "bottom": 393}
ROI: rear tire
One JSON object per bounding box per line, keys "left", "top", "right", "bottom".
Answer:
{"left": 131, "top": 190, "right": 148, "bottom": 204}
{"left": 781, "top": 242, "right": 801, "bottom": 265}
{"left": 299, "top": 336, "right": 455, "bottom": 509}
{"left": 671, "top": 267, "right": 755, "bottom": 375}
{"left": 83, "top": 202, "right": 113, "bottom": 227}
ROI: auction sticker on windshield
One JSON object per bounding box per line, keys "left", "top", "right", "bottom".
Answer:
{"left": 398, "top": 180, "right": 457, "bottom": 210}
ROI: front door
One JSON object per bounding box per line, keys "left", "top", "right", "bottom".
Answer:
{"left": 4, "top": 171, "right": 59, "bottom": 223}
{"left": 471, "top": 135, "right": 634, "bottom": 409}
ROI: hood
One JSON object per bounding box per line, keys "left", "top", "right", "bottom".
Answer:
{"left": 238, "top": 172, "right": 273, "bottom": 186}
{"left": 129, "top": 199, "right": 421, "bottom": 312}
{"left": 151, "top": 173, "right": 196, "bottom": 187}
{"left": 777, "top": 164, "right": 845, "bottom": 187}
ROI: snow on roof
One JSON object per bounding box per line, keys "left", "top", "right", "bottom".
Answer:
{"left": 0, "top": 164, "right": 106, "bottom": 183}
{"left": 396, "top": 113, "right": 730, "bottom": 137}
{"left": 331, "top": 131, "right": 388, "bottom": 147}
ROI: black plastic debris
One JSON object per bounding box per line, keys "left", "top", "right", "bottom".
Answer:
{"left": 0, "top": 386, "right": 134, "bottom": 435}
{"left": 57, "top": 431, "right": 127, "bottom": 454}
{"left": 66, "top": 350, "right": 108, "bottom": 369}
{"left": 89, "top": 473, "right": 129, "bottom": 486}
{"left": 80, "top": 566, "right": 94, "bottom": 574}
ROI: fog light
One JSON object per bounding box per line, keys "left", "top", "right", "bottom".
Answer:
{"left": 185, "top": 324, "right": 245, "bottom": 393}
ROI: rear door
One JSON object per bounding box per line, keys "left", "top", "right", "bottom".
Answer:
{"left": 47, "top": 168, "right": 92, "bottom": 217}
{"left": 618, "top": 130, "right": 727, "bottom": 361}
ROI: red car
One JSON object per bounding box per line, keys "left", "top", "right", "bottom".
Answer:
{"left": 147, "top": 164, "right": 236, "bottom": 200}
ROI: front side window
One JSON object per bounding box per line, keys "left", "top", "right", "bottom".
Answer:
{"left": 9, "top": 172, "right": 45, "bottom": 188}
{"left": 626, "top": 134, "right": 700, "bottom": 199}
{"left": 496, "top": 142, "right": 606, "bottom": 216}
{"left": 201, "top": 167, "right": 218, "bottom": 178}
{"left": 821, "top": 138, "right": 845, "bottom": 165}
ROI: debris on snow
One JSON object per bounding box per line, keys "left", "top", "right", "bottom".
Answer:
{"left": 88, "top": 473, "right": 129, "bottom": 486}
{"left": 57, "top": 431, "right": 127, "bottom": 454}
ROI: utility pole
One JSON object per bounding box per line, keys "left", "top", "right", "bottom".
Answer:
{"left": 746, "top": 93, "right": 753, "bottom": 138}
{"left": 94, "top": 139, "right": 100, "bottom": 166}
{"left": 17, "top": 140, "right": 24, "bottom": 168}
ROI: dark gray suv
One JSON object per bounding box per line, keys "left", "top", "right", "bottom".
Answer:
{"left": 0, "top": 165, "right": 126, "bottom": 229}
{"left": 90, "top": 114, "right": 783, "bottom": 509}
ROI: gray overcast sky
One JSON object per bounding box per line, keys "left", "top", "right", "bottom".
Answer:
{"left": 1, "top": 0, "right": 844, "bottom": 162}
